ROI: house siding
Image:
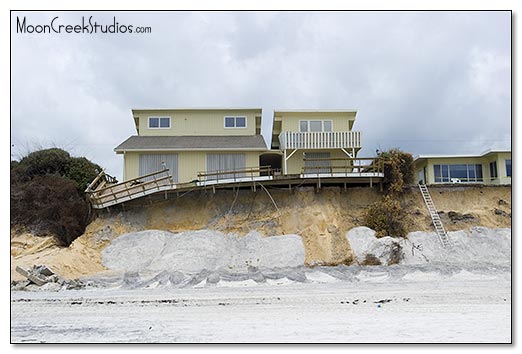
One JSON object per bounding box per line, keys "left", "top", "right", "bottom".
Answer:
{"left": 123, "top": 150, "right": 261, "bottom": 184}
{"left": 275, "top": 112, "right": 356, "bottom": 134}
{"left": 135, "top": 110, "right": 260, "bottom": 137}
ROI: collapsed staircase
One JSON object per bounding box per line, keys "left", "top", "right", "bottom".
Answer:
{"left": 418, "top": 184, "right": 453, "bottom": 248}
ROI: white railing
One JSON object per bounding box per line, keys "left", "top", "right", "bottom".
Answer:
{"left": 279, "top": 131, "right": 361, "bottom": 150}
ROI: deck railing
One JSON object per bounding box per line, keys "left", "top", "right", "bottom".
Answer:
{"left": 301, "top": 157, "right": 383, "bottom": 176}
{"left": 86, "top": 169, "right": 173, "bottom": 208}
{"left": 279, "top": 131, "right": 361, "bottom": 150}
{"left": 197, "top": 166, "right": 279, "bottom": 183}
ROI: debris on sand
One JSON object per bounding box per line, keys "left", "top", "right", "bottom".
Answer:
{"left": 13, "top": 265, "right": 85, "bottom": 291}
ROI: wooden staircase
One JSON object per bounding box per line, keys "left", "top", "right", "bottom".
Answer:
{"left": 418, "top": 184, "right": 452, "bottom": 248}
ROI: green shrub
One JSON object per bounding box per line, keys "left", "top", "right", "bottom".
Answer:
{"left": 364, "top": 195, "right": 408, "bottom": 237}
{"left": 10, "top": 147, "right": 105, "bottom": 246}
{"left": 18, "top": 148, "right": 71, "bottom": 178}
{"left": 65, "top": 157, "right": 103, "bottom": 192}
{"left": 10, "top": 174, "right": 90, "bottom": 246}
{"left": 10, "top": 160, "right": 19, "bottom": 170}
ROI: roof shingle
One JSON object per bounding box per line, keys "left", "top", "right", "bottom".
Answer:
{"left": 114, "top": 135, "right": 268, "bottom": 152}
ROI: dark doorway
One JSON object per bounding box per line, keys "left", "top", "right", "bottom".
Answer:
{"left": 259, "top": 153, "right": 282, "bottom": 176}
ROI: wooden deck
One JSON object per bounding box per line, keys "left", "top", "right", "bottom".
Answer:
{"left": 85, "top": 158, "right": 384, "bottom": 209}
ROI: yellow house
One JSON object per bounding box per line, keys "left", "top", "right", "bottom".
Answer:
{"left": 89, "top": 107, "right": 381, "bottom": 209}
{"left": 414, "top": 150, "right": 511, "bottom": 185}
{"left": 115, "top": 108, "right": 267, "bottom": 183}
{"left": 271, "top": 110, "right": 362, "bottom": 175}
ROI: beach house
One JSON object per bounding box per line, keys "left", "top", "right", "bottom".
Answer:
{"left": 413, "top": 149, "right": 511, "bottom": 185}
{"left": 114, "top": 108, "right": 268, "bottom": 183}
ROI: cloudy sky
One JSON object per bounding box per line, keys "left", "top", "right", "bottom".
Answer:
{"left": 11, "top": 11, "right": 511, "bottom": 180}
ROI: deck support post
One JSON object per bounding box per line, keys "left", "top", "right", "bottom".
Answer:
{"left": 212, "top": 185, "right": 216, "bottom": 194}
{"left": 283, "top": 150, "right": 287, "bottom": 175}
{"left": 344, "top": 182, "right": 347, "bottom": 192}
{"left": 370, "top": 177, "right": 373, "bottom": 188}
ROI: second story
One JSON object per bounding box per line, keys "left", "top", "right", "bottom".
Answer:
{"left": 132, "top": 108, "right": 263, "bottom": 137}
{"left": 271, "top": 110, "right": 361, "bottom": 150}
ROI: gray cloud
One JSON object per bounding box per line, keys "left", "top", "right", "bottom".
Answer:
{"left": 11, "top": 11, "right": 511, "bottom": 180}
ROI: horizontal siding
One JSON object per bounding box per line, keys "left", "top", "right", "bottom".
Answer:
{"left": 136, "top": 110, "right": 260, "bottom": 137}
{"left": 286, "top": 149, "right": 351, "bottom": 175}
{"left": 278, "top": 112, "right": 355, "bottom": 132}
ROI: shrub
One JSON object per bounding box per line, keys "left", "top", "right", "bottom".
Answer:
{"left": 10, "top": 174, "right": 90, "bottom": 246}
{"left": 18, "top": 148, "right": 71, "bottom": 177}
{"left": 363, "top": 195, "right": 408, "bottom": 237}
{"left": 65, "top": 157, "right": 103, "bottom": 192}
{"left": 377, "top": 148, "right": 414, "bottom": 194}
{"left": 10, "top": 160, "right": 19, "bottom": 170}
{"left": 10, "top": 147, "right": 104, "bottom": 246}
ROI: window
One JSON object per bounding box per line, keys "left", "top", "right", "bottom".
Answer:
{"left": 224, "top": 116, "right": 247, "bottom": 128}
{"left": 434, "top": 164, "right": 449, "bottom": 183}
{"left": 449, "top": 164, "right": 468, "bottom": 180}
{"left": 298, "top": 120, "right": 333, "bottom": 132}
{"left": 225, "top": 117, "right": 235, "bottom": 128}
{"left": 148, "top": 117, "right": 170, "bottom": 129}
{"left": 236, "top": 117, "right": 246, "bottom": 127}
{"left": 506, "top": 159, "right": 511, "bottom": 177}
{"left": 309, "top": 120, "right": 322, "bottom": 132}
{"left": 323, "top": 120, "right": 332, "bottom": 132}
{"left": 489, "top": 161, "right": 498, "bottom": 179}
{"left": 434, "top": 164, "right": 483, "bottom": 183}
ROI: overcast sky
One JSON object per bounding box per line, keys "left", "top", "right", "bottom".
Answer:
{"left": 11, "top": 11, "right": 511, "bottom": 180}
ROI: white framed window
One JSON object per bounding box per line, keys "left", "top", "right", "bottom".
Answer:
{"left": 298, "top": 120, "right": 333, "bottom": 132}
{"left": 148, "top": 117, "right": 171, "bottom": 129}
{"left": 506, "top": 159, "right": 511, "bottom": 177}
{"left": 433, "top": 164, "right": 483, "bottom": 183}
{"left": 224, "top": 116, "right": 247, "bottom": 128}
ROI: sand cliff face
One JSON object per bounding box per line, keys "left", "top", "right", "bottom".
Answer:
{"left": 11, "top": 185, "right": 511, "bottom": 280}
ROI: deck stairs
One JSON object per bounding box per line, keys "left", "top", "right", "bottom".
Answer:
{"left": 418, "top": 184, "right": 453, "bottom": 248}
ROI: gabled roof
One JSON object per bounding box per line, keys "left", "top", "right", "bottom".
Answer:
{"left": 114, "top": 135, "right": 268, "bottom": 153}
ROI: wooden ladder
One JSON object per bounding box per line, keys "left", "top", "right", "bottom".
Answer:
{"left": 418, "top": 184, "right": 452, "bottom": 248}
